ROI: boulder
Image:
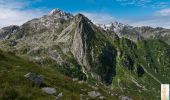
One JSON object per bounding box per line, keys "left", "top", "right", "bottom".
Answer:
{"left": 24, "top": 72, "right": 44, "bottom": 86}
{"left": 119, "top": 95, "right": 133, "bottom": 100}
{"left": 88, "top": 91, "right": 101, "bottom": 98}
{"left": 42, "top": 87, "right": 56, "bottom": 95}
{"left": 99, "top": 96, "right": 105, "bottom": 99}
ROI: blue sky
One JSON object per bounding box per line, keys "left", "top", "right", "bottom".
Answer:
{"left": 1, "top": 0, "right": 170, "bottom": 28}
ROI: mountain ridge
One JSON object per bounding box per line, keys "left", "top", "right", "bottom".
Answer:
{"left": 98, "top": 21, "right": 170, "bottom": 44}
{"left": 1, "top": 8, "right": 170, "bottom": 45}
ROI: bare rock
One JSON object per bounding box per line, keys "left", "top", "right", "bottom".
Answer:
{"left": 88, "top": 91, "right": 101, "bottom": 98}
{"left": 42, "top": 87, "right": 56, "bottom": 94}
{"left": 119, "top": 95, "right": 133, "bottom": 100}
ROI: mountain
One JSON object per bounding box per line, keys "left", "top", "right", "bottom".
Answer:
{"left": 0, "top": 9, "right": 170, "bottom": 100}
{"left": 100, "top": 21, "right": 170, "bottom": 44}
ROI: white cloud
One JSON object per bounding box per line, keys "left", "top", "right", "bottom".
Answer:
{"left": 155, "top": 8, "right": 170, "bottom": 16}
{"left": 79, "top": 1, "right": 170, "bottom": 29}
{"left": 126, "top": 9, "right": 170, "bottom": 28}
{"left": 128, "top": 18, "right": 170, "bottom": 28}
{"left": 116, "top": 0, "right": 151, "bottom": 6}
{"left": 116, "top": 0, "right": 169, "bottom": 8}
{"left": 0, "top": 8, "right": 46, "bottom": 28}
{"left": 80, "top": 12, "right": 116, "bottom": 24}
{"left": 150, "top": 2, "right": 169, "bottom": 9}
{"left": 0, "top": 0, "right": 47, "bottom": 28}
{"left": 80, "top": 11, "right": 170, "bottom": 29}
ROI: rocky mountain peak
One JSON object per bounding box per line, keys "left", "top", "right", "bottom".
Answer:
{"left": 48, "top": 8, "right": 73, "bottom": 20}
{"left": 96, "top": 21, "right": 130, "bottom": 31}
{"left": 74, "top": 13, "right": 93, "bottom": 25}
{"left": 75, "top": 13, "right": 85, "bottom": 18}
{"left": 49, "top": 8, "right": 62, "bottom": 15}
{"left": 111, "top": 21, "right": 125, "bottom": 27}
{"left": 110, "top": 21, "right": 133, "bottom": 30}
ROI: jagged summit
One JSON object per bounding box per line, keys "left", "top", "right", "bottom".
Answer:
{"left": 98, "top": 21, "right": 131, "bottom": 30}
{"left": 49, "top": 8, "right": 61, "bottom": 15}
{"left": 74, "top": 13, "right": 92, "bottom": 24}
{"left": 48, "top": 8, "right": 73, "bottom": 20}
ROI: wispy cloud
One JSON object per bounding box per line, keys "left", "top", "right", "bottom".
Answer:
{"left": 0, "top": 0, "right": 47, "bottom": 28}
{"left": 116, "top": 0, "right": 169, "bottom": 8}
{"left": 0, "top": 0, "right": 29, "bottom": 9}
{"left": 128, "top": 17, "right": 170, "bottom": 28}
{"left": 155, "top": 8, "right": 170, "bottom": 16}
{"left": 81, "top": 9, "right": 170, "bottom": 29}
{"left": 126, "top": 8, "right": 170, "bottom": 28}
{"left": 80, "top": 12, "right": 116, "bottom": 24}
{"left": 150, "top": 2, "right": 169, "bottom": 9}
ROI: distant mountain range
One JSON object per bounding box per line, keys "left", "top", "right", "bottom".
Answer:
{"left": 0, "top": 9, "right": 170, "bottom": 100}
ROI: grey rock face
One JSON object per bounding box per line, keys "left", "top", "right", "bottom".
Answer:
{"left": 88, "top": 91, "right": 101, "bottom": 98}
{"left": 71, "top": 14, "right": 94, "bottom": 70}
{"left": 0, "top": 25, "right": 19, "bottom": 39}
{"left": 42, "top": 87, "right": 56, "bottom": 94}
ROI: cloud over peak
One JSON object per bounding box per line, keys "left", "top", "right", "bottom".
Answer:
{"left": 81, "top": 12, "right": 116, "bottom": 24}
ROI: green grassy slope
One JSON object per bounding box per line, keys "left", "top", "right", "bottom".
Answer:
{"left": 0, "top": 50, "right": 119, "bottom": 100}
{"left": 111, "top": 38, "right": 170, "bottom": 100}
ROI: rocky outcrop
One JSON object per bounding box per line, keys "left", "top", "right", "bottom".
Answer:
{"left": 119, "top": 95, "right": 133, "bottom": 100}
{"left": 88, "top": 91, "right": 101, "bottom": 98}
{"left": 0, "top": 25, "right": 19, "bottom": 39}
{"left": 41, "top": 87, "right": 56, "bottom": 95}
{"left": 71, "top": 14, "right": 95, "bottom": 70}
